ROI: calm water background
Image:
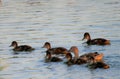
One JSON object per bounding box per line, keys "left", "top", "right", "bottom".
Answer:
{"left": 0, "top": 0, "right": 120, "bottom": 79}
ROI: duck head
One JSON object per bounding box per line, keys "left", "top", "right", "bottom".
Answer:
{"left": 69, "top": 46, "right": 79, "bottom": 59}
{"left": 10, "top": 41, "right": 18, "bottom": 48}
{"left": 82, "top": 32, "right": 91, "bottom": 41}
{"left": 42, "top": 42, "right": 51, "bottom": 49}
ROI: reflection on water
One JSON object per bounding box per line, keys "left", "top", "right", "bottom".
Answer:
{"left": 0, "top": 58, "right": 8, "bottom": 71}
{"left": 0, "top": 0, "right": 120, "bottom": 79}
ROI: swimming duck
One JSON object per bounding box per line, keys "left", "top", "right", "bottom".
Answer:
{"left": 10, "top": 41, "right": 35, "bottom": 51}
{"left": 45, "top": 51, "right": 63, "bottom": 62}
{"left": 82, "top": 32, "right": 110, "bottom": 45}
{"left": 65, "top": 46, "right": 103, "bottom": 65}
{"left": 89, "top": 62, "right": 110, "bottom": 69}
{"left": 80, "top": 52, "right": 103, "bottom": 62}
{"left": 42, "top": 42, "right": 68, "bottom": 55}
{"left": 66, "top": 46, "right": 103, "bottom": 64}
{"left": 87, "top": 56, "right": 110, "bottom": 69}
{"left": 69, "top": 46, "right": 103, "bottom": 62}
{"left": 65, "top": 53, "right": 87, "bottom": 65}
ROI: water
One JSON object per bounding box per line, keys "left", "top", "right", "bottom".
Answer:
{"left": 0, "top": 0, "right": 120, "bottom": 79}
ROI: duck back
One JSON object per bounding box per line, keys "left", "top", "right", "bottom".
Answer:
{"left": 87, "top": 38, "right": 110, "bottom": 45}
{"left": 47, "top": 47, "right": 68, "bottom": 55}
{"left": 14, "top": 45, "right": 34, "bottom": 51}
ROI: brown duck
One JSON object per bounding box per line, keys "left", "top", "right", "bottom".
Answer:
{"left": 65, "top": 53, "right": 87, "bottom": 65}
{"left": 45, "top": 51, "right": 63, "bottom": 62}
{"left": 69, "top": 46, "right": 103, "bottom": 62}
{"left": 10, "top": 41, "right": 35, "bottom": 51}
{"left": 87, "top": 56, "right": 110, "bottom": 69}
{"left": 42, "top": 42, "right": 68, "bottom": 55}
{"left": 65, "top": 46, "right": 103, "bottom": 65}
{"left": 82, "top": 32, "right": 110, "bottom": 45}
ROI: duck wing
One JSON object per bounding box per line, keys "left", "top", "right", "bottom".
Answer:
{"left": 14, "top": 45, "right": 34, "bottom": 51}
{"left": 47, "top": 47, "right": 68, "bottom": 54}
{"left": 90, "top": 38, "right": 108, "bottom": 45}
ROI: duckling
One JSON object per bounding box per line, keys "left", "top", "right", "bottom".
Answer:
{"left": 45, "top": 51, "right": 63, "bottom": 62}
{"left": 10, "top": 41, "right": 35, "bottom": 51}
{"left": 90, "top": 62, "right": 110, "bottom": 69}
{"left": 65, "top": 53, "right": 86, "bottom": 65}
{"left": 87, "top": 56, "right": 110, "bottom": 69}
{"left": 68, "top": 46, "right": 103, "bottom": 63}
{"left": 42, "top": 42, "right": 68, "bottom": 55}
{"left": 80, "top": 52, "right": 103, "bottom": 62}
{"left": 82, "top": 32, "right": 110, "bottom": 45}
{"left": 65, "top": 53, "right": 75, "bottom": 65}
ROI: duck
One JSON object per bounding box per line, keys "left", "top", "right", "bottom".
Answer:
{"left": 88, "top": 61, "right": 110, "bottom": 69}
{"left": 69, "top": 46, "right": 103, "bottom": 62}
{"left": 82, "top": 32, "right": 110, "bottom": 45}
{"left": 87, "top": 56, "right": 110, "bottom": 69}
{"left": 45, "top": 51, "right": 63, "bottom": 62}
{"left": 65, "top": 53, "right": 87, "bottom": 65}
{"left": 10, "top": 41, "right": 35, "bottom": 51}
{"left": 42, "top": 42, "right": 68, "bottom": 55}
{"left": 65, "top": 46, "right": 103, "bottom": 65}
{"left": 80, "top": 52, "right": 103, "bottom": 62}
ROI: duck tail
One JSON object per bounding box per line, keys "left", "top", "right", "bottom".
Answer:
{"left": 105, "top": 40, "right": 111, "bottom": 45}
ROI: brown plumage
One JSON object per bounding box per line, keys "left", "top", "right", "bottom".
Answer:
{"left": 80, "top": 52, "right": 103, "bottom": 62}
{"left": 82, "top": 32, "right": 111, "bottom": 45}
{"left": 65, "top": 46, "right": 103, "bottom": 65}
{"left": 10, "top": 41, "right": 35, "bottom": 51}
{"left": 65, "top": 53, "right": 87, "bottom": 65}
{"left": 42, "top": 42, "right": 68, "bottom": 55}
{"left": 69, "top": 46, "right": 103, "bottom": 62}
{"left": 88, "top": 61, "right": 110, "bottom": 69}
{"left": 45, "top": 51, "right": 63, "bottom": 62}
{"left": 87, "top": 56, "right": 110, "bottom": 69}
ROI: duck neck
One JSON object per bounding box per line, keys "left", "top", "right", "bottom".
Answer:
{"left": 47, "top": 44, "right": 51, "bottom": 50}
{"left": 87, "top": 35, "right": 91, "bottom": 41}
{"left": 14, "top": 43, "right": 18, "bottom": 48}
{"left": 74, "top": 50, "right": 79, "bottom": 59}
{"left": 74, "top": 50, "right": 81, "bottom": 63}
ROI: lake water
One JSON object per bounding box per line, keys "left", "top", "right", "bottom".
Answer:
{"left": 0, "top": 0, "right": 120, "bottom": 79}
